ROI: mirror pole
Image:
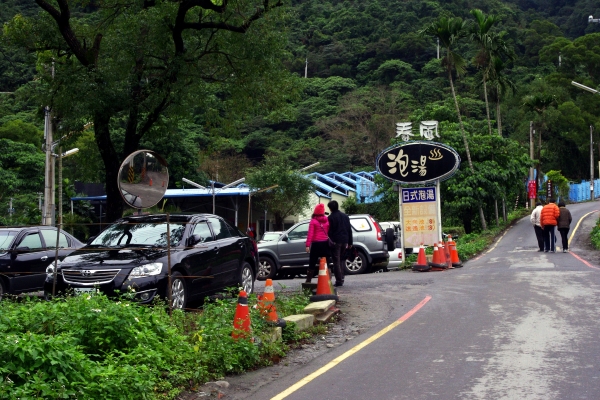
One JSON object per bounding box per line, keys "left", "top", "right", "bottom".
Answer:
{"left": 212, "top": 181, "right": 215, "bottom": 214}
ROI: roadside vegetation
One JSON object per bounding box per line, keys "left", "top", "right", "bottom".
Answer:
{"left": 0, "top": 288, "right": 315, "bottom": 400}
{"left": 590, "top": 219, "right": 600, "bottom": 250}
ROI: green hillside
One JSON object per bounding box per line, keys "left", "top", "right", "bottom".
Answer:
{"left": 0, "top": 0, "right": 599, "bottom": 231}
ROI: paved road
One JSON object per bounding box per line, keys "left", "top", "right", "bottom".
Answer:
{"left": 247, "top": 202, "right": 600, "bottom": 400}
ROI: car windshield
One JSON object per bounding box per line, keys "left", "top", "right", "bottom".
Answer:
{"left": 0, "top": 231, "right": 17, "bottom": 252}
{"left": 261, "top": 232, "right": 281, "bottom": 241}
{"left": 91, "top": 221, "right": 186, "bottom": 248}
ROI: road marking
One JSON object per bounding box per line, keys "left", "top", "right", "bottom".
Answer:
{"left": 569, "top": 251, "right": 600, "bottom": 270}
{"left": 270, "top": 295, "right": 432, "bottom": 400}
{"left": 568, "top": 209, "right": 599, "bottom": 247}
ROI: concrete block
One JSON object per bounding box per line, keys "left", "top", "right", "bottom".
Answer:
{"left": 301, "top": 282, "right": 317, "bottom": 291}
{"left": 315, "top": 306, "right": 340, "bottom": 323}
{"left": 283, "top": 314, "right": 314, "bottom": 332}
{"left": 265, "top": 327, "right": 282, "bottom": 343}
{"left": 303, "top": 300, "right": 336, "bottom": 315}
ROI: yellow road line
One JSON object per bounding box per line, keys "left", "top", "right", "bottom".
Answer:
{"left": 270, "top": 296, "right": 432, "bottom": 400}
{"left": 568, "top": 210, "right": 599, "bottom": 246}
{"left": 484, "top": 227, "right": 511, "bottom": 255}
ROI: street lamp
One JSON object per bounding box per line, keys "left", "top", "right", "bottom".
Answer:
{"left": 572, "top": 81, "right": 599, "bottom": 200}
{"left": 590, "top": 15, "right": 600, "bottom": 23}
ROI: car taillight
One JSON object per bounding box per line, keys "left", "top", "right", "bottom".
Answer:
{"left": 369, "top": 215, "right": 382, "bottom": 241}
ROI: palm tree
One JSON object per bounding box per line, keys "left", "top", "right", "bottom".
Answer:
{"left": 488, "top": 56, "right": 516, "bottom": 137}
{"left": 469, "top": 9, "right": 515, "bottom": 136}
{"left": 420, "top": 16, "right": 487, "bottom": 230}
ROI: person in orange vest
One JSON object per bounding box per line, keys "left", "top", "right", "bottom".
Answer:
{"left": 540, "top": 198, "right": 560, "bottom": 253}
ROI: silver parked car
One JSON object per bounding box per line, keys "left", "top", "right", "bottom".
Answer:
{"left": 257, "top": 214, "right": 389, "bottom": 280}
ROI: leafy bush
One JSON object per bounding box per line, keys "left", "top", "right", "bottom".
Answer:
{"left": 0, "top": 288, "right": 312, "bottom": 399}
{"left": 590, "top": 218, "right": 600, "bottom": 249}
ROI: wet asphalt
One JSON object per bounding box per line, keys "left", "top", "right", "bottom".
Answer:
{"left": 246, "top": 201, "right": 600, "bottom": 400}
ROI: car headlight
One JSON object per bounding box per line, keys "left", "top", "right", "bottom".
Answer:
{"left": 46, "top": 261, "right": 61, "bottom": 278}
{"left": 129, "top": 263, "right": 163, "bottom": 278}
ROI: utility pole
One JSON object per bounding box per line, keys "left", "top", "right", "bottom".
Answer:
{"left": 43, "top": 62, "right": 55, "bottom": 226}
{"left": 437, "top": 38, "right": 440, "bottom": 59}
{"left": 529, "top": 121, "right": 535, "bottom": 208}
{"left": 592, "top": 125, "right": 595, "bottom": 201}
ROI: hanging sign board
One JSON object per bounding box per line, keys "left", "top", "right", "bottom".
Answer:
{"left": 376, "top": 141, "right": 461, "bottom": 184}
{"left": 528, "top": 180, "right": 537, "bottom": 199}
{"left": 401, "top": 187, "right": 439, "bottom": 247}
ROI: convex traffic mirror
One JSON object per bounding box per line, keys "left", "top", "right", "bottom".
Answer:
{"left": 118, "top": 150, "right": 169, "bottom": 209}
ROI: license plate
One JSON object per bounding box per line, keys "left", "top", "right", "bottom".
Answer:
{"left": 74, "top": 287, "right": 96, "bottom": 294}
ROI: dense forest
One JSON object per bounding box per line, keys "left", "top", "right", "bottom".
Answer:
{"left": 0, "top": 0, "right": 599, "bottom": 232}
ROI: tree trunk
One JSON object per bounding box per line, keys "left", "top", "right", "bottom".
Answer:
{"left": 483, "top": 76, "right": 492, "bottom": 135}
{"left": 449, "top": 69, "right": 487, "bottom": 230}
{"left": 496, "top": 98, "right": 502, "bottom": 137}
{"left": 494, "top": 199, "right": 499, "bottom": 226}
{"left": 502, "top": 197, "right": 507, "bottom": 222}
{"left": 93, "top": 113, "right": 123, "bottom": 223}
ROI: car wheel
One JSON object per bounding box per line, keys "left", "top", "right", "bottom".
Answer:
{"left": 345, "top": 250, "right": 368, "bottom": 275}
{"left": 239, "top": 262, "right": 254, "bottom": 294}
{"left": 170, "top": 272, "right": 188, "bottom": 310}
{"left": 257, "top": 256, "right": 277, "bottom": 281}
{"left": 385, "top": 228, "right": 396, "bottom": 251}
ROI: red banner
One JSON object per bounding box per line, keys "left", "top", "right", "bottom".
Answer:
{"left": 528, "top": 180, "right": 537, "bottom": 199}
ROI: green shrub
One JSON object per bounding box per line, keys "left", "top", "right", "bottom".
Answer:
{"left": 0, "top": 287, "right": 312, "bottom": 399}
{"left": 590, "top": 218, "right": 600, "bottom": 249}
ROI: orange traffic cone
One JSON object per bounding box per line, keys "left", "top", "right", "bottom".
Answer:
{"left": 258, "top": 279, "right": 286, "bottom": 328}
{"left": 232, "top": 290, "right": 251, "bottom": 340}
{"left": 447, "top": 236, "right": 463, "bottom": 268}
{"left": 428, "top": 244, "right": 447, "bottom": 270}
{"left": 443, "top": 240, "right": 453, "bottom": 269}
{"left": 310, "top": 257, "right": 339, "bottom": 302}
{"left": 412, "top": 245, "right": 431, "bottom": 272}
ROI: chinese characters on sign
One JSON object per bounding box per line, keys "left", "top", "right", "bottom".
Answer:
{"left": 377, "top": 142, "right": 461, "bottom": 184}
{"left": 395, "top": 121, "right": 439, "bottom": 141}
{"left": 402, "top": 188, "right": 439, "bottom": 247}
{"left": 546, "top": 180, "right": 553, "bottom": 199}
{"left": 528, "top": 180, "right": 536, "bottom": 199}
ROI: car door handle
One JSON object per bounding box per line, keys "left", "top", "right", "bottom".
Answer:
{"left": 41, "top": 256, "right": 48, "bottom": 261}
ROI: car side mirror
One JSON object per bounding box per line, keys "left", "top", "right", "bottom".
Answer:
{"left": 281, "top": 235, "right": 288, "bottom": 241}
{"left": 187, "top": 234, "right": 202, "bottom": 247}
{"left": 86, "top": 236, "right": 97, "bottom": 244}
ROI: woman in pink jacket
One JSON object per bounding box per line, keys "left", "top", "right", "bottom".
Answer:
{"left": 305, "top": 203, "right": 331, "bottom": 283}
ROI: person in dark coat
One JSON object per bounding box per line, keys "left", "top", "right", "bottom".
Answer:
{"left": 557, "top": 201, "right": 572, "bottom": 252}
{"left": 327, "top": 200, "right": 353, "bottom": 287}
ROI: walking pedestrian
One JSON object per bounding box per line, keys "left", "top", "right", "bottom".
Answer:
{"left": 540, "top": 198, "right": 560, "bottom": 252}
{"left": 530, "top": 201, "right": 544, "bottom": 252}
{"left": 327, "top": 200, "right": 353, "bottom": 287}
{"left": 557, "top": 201, "right": 572, "bottom": 252}
{"left": 305, "top": 203, "right": 331, "bottom": 283}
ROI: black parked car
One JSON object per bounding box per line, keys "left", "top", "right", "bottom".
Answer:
{"left": 0, "top": 226, "right": 84, "bottom": 299}
{"left": 44, "top": 214, "right": 258, "bottom": 309}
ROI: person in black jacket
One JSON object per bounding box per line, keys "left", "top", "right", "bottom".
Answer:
{"left": 327, "top": 200, "right": 353, "bottom": 287}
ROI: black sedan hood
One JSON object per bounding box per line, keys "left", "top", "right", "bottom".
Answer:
{"left": 60, "top": 246, "right": 172, "bottom": 268}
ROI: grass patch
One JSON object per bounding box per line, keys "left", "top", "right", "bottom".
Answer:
{"left": 0, "top": 287, "right": 313, "bottom": 400}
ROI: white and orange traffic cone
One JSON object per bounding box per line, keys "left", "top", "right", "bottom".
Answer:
{"left": 412, "top": 245, "right": 431, "bottom": 272}
{"left": 258, "top": 279, "right": 286, "bottom": 328}
{"left": 310, "top": 257, "right": 339, "bottom": 302}
{"left": 232, "top": 290, "right": 251, "bottom": 340}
